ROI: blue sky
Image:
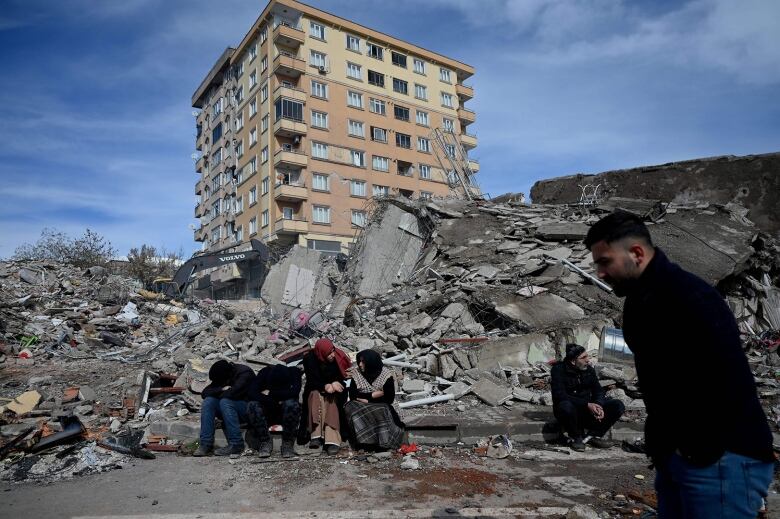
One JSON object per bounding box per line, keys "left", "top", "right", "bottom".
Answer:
{"left": 1, "top": 0, "right": 778, "bottom": 259}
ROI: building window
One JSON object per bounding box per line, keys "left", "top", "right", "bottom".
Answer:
{"left": 367, "top": 43, "right": 383, "bottom": 60}
{"left": 440, "top": 67, "right": 451, "bottom": 82}
{"left": 235, "top": 169, "right": 244, "bottom": 185}
{"left": 413, "top": 58, "right": 426, "bottom": 74}
{"left": 282, "top": 207, "right": 294, "bottom": 220}
{"left": 416, "top": 110, "right": 429, "bottom": 126}
{"left": 261, "top": 210, "right": 269, "bottom": 227}
{"left": 260, "top": 176, "right": 268, "bottom": 194}
{"left": 309, "top": 21, "right": 325, "bottom": 40}
{"left": 249, "top": 186, "right": 257, "bottom": 204}
{"left": 212, "top": 228, "right": 221, "bottom": 243}
{"left": 414, "top": 84, "right": 427, "bottom": 100}
{"left": 347, "top": 91, "right": 363, "bottom": 109}
{"left": 312, "top": 205, "right": 331, "bottom": 224}
{"left": 275, "top": 98, "right": 304, "bottom": 121}
{"left": 396, "top": 133, "right": 411, "bottom": 149}
{"left": 311, "top": 141, "right": 328, "bottom": 159}
{"left": 249, "top": 156, "right": 257, "bottom": 173}
{"left": 369, "top": 98, "right": 386, "bottom": 115}
{"left": 445, "top": 144, "right": 456, "bottom": 157}
{"left": 371, "top": 126, "right": 387, "bottom": 143}
{"left": 235, "top": 225, "right": 244, "bottom": 242}
{"left": 311, "top": 110, "right": 328, "bottom": 129}
{"left": 259, "top": 26, "right": 267, "bottom": 43}
{"left": 350, "top": 180, "right": 366, "bottom": 197}
{"left": 350, "top": 150, "right": 365, "bottom": 167}
{"left": 249, "top": 44, "right": 257, "bottom": 61}
{"left": 236, "top": 140, "right": 244, "bottom": 158}
{"left": 367, "top": 70, "right": 385, "bottom": 87}
{"left": 235, "top": 112, "right": 244, "bottom": 131}
{"left": 261, "top": 56, "right": 268, "bottom": 72}
{"left": 249, "top": 98, "right": 257, "bottom": 117}
{"left": 419, "top": 164, "right": 431, "bottom": 179}
{"left": 310, "top": 50, "right": 327, "bottom": 69}
{"left": 441, "top": 92, "right": 454, "bottom": 108}
{"left": 417, "top": 137, "right": 430, "bottom": 152}
{"left": 312, "top": 173, "right": 329, "bottom": 191}
{"left": 211, "top": 98, "right": 223, "bottom": 119}
{"left": 420, "top": 191, "right": 432, "bottom": 200}
{"left": 235, "top": 85, "right": 244, "bottom": 104}
{"left": 249, "top": 127, "right": 257, "bottom": 145}
{"left": 260, "top": 82, "right": 268, "bottom": 101}
{"left": 392, "top": 78, "right": 408, "bottom": 95}
{"left": 236, "top": 61, "right": 244, "bottom": 77}
{"left": 372, "top": 155, "right": 390, "bottom": 172}
{"left": 261, "top": 146, "right": 269, "bottom": 163}
{"left": 212, "top": 123, "right": 223, "bottom": 143}
{"left": 351, "top": 210, "right": 367, "bottom": 227}
{"left": 443, "top": 118, "right": 455, "bottom": 131}
{"left": 261, "top": 114, "right": 269, "bottom": 132}
{"left": 346, "top": 34, "right": 360, "bottom": 52}
{"left": 235, "top": 195, "right": 244, "bottom": 212}
{"left": 373, "top": 185, "right": 389, "bottom": 197}
{"left": 249, "top": 70, "right": 257, "bottom": 88}
{"left": 346, "top": 62, "right": 362, "bottom": 80}
{"left": 394, "top": 105, "right": 410, "bottom": 121}
{"left": 311, "top": 80, "right": 328, "bottom": 99}
{"left": 391, "top": 51, "right": 407, "bottom": 68}
{"left": 211, "top": 148, "right": 223, "bottom": 169}
{"left": 348, "top": 120, "right": 364, "bottom": 138}
{"left": 249, "top": 216, "right": 257, "bottom": 234}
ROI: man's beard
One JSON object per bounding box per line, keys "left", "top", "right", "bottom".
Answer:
{"left": 606, "top": 258, "right": 641, "bottom": 297}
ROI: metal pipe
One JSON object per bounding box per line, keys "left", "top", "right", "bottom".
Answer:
{"left": 398, "top": 393, "right": 455, "bottom": 409}
{"left": 555, "top": 257, "right": 613, "bottom": 293}
{"left": 383, "top": 360, "right": 423, "bottom": 370}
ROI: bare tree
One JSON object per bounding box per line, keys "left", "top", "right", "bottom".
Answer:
{"left": 13, "top": 228, "right": 117, "bottom": 267}
{"left": 127, "top": 244, "right": 184, "bottom": 289}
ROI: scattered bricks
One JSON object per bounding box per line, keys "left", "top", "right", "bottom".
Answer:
{"left": 470, "top": 378, "right": 512, "bottom": 407}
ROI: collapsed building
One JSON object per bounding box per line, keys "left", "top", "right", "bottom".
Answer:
{"left": 1, "top": 192, "right": 779, "bottom": 484}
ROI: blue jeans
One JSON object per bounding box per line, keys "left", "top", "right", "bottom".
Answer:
{"left": 655, "top": 451, "right": 774, "bottom": 518}
{"left": 199, "top": 397, "right": 248, "bottom": 448}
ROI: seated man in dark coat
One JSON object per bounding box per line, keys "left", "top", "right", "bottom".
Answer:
{"left": 550, "top": 344, "right": 625, "bottom": 451}
{"left": 194, "top": 360, "right": 256, "bottom": 457}
{"left": 246, "top": 365, "right": 302, "bottom": 458}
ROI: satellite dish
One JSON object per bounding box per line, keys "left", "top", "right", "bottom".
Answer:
{"left": 192, "top": 110, "right": 199, "bottom": 117}
{"left": 188, "top": 223, "right": 196, "bottom": 230}
{"left": 191, "top": 153, "right": 199, "bottom": 160}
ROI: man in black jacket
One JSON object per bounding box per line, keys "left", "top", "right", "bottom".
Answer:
{"left": 246, "top": 365, "right": 302, "bottom": 458}
{"left": 586, "top": 211, "right": 774, "bottom": 518}
{"left": 551, "top": 343, "right": 625, "bottom": 451}
{"left": 193, "top": 360, "right": 255, "bottom": 457}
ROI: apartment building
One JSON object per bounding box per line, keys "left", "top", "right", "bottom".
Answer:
{"left": 192, "top": 0, "right": 477, "bottom": 257}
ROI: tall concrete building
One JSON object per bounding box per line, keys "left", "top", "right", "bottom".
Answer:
{"left": 192, "top": 0, "right": 477, "bottom": 257}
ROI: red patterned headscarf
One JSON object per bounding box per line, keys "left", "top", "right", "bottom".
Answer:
{"left": 314, "top": 338, "right": 352, "bottom": 378}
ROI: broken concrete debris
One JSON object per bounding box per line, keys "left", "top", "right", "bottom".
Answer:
{"left": 1, "top": 193, "right": 778, "bottom": 492}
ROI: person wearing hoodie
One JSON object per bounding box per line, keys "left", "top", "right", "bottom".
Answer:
{"left": 246, "top": 364, "right": 302, "bottom": 458}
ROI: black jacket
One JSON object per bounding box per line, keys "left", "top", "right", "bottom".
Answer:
{"left": 200, "top": 363, "right": 255, "bottom": 401}
{"left": 550, "top": 362, "right": 605, "bottom": 409}
{"left": 623, "top": 248, "right": 773, "bottom": 465}
{"left": 249, "top": 365, "right": 302, "bottom": 403}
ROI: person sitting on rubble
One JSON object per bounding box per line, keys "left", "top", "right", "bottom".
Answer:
{"left": 246, "top": 364, "right": 302, "bottom": 458}
{"left": 300, "top": 338, "right": 351, "bottom": 455}
{"left": 193, "top": 359, "right": 255, "bottom": 457}
{"left": 550, "top": 344, "right": 625, "bottom": 452}
{"left": 345, "top": 349, "right": 405, "bottom": 451}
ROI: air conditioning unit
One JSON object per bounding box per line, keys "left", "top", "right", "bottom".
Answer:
{"left": 318, "top": 65, "right": 327, "bottom": 74}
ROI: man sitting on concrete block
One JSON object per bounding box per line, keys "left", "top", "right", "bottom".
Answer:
{"left": 550, "top": 344, "right": 625, "bottom": 451}
{"left": 246, "top": 365, "right": 302, "bottom": 458}
{"left": 193, "top": 360, "right": 255, "bottom": 458}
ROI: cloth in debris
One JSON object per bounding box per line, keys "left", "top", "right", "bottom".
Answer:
{"left": 314, "top": 338, "right": 352, "bottom": 378}
{"left": 622, "top": 248, "right": 774, "bottom": 465}
{"left": 201, "top": 362, "right": 255, "bottom": 401}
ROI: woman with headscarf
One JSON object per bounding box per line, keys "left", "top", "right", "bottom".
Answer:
{"left": 301, "top": 338, "right": 351, "bottom": 455}
{"left": 345, "top": 349, "right": 405, "bottom": 451}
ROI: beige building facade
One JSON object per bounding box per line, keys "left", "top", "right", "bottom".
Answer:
{"left": 192, "top": 0, "right": 477, "bottom": 256}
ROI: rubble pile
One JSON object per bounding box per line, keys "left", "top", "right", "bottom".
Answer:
{"left": 1, "top": 195, "right": 779, "bottom": 483}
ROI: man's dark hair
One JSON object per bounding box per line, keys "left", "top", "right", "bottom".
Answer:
{"left": 584, "top": 210, "right": 653, "bottom": 249}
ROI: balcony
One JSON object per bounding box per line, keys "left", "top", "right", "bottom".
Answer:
{"left": 457, "top": 107, "right": 476, "bottom": 126}
{"left": 456, "top": 83, "right": 474, "bottom": 101}
{"left": 461, "top": 132, "right": 477, "bottom": 150}
{"left": 196, "top": 155, "right": 207, "bottom": 173}
{"left": 273, "top": 22, "right": 305, "bottom": 48}
{"left": 275, "top": 217, "right": 308, "bottom": 235}
{"left": 468, "top": 158, "right": 480, "bottom": 172}
{"left": 273, "top": 116, "right": 307, "bottom": 138}
{"left": 274, "top": 183, "right": 308, "bottom": 202}
{"left": 274, "top": 149, "right": 308, "bottom": 169}
{"left": 273, "top": 52, "right": 306, "bottom": 78}
{"left": 194, "top": 226, "right": 207, "bottom": 242}
{"left": 273, "top": 85, "right": 307, "bottom": 104}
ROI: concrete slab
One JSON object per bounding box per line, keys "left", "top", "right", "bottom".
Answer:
{"left": 535, "top": 223, "right": 590, "bottom": 241}
{"left": 494, "top": 293, "right": 585, "bottom": 328}
{"left": 470, "top": 378, "right": 511, "bottom": 407}
{"left": 476, "top": 334, "right": 552, "bottom": 369}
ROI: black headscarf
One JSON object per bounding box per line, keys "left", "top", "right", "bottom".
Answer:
{"left": 356, "top": 349, "right": 383, "bottom": 384}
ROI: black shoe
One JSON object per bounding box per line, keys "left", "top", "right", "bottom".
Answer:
{"left": 193, "top": 444, "right": 213, "bottom": 457}
{"left": 214, "top": 444, "right": 244, "bottom": 457}
{"left": 588, "top": 437, "right": 611, "bottom": 449}
{"left": 569, "top": 437, "right": 586, "bottom": 452}
{"left": 325, "top": 444, "right": 340, "bottom": 456}
{"left": 309, "top": 437, "right": 324, "bottom": 449}
{"left": 257, "top": 440, "right": 273, "bottom": 458}
{"left": 281, "top": 439, "right": 296, "bottom": 458}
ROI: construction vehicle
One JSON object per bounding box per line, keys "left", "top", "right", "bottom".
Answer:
{"left": 162, "top": 239, "right": 270, "bottom": 299}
